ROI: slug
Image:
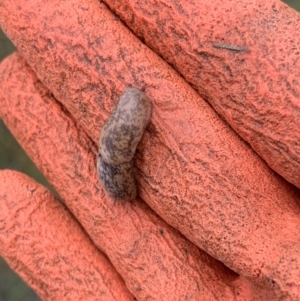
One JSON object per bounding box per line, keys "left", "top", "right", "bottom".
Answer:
{"left": 97, "top": 87, "right": 152, "bottom": 201}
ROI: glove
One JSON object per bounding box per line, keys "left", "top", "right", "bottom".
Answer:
{"left": 1, "top": 0, "right": 300, "bottom": 300}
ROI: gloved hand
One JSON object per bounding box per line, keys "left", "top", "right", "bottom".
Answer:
{"left": 1, "top": 0, "right": 300, "bottom": 300}
{"left": 1, "top": 52, "right": 242, "bottom": 301}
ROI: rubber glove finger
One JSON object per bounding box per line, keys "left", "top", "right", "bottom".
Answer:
{"left": 0, "top": 169, "right": 134, "bottom": 301}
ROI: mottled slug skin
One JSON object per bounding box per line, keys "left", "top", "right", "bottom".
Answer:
{"left": 97, "top": 87, "right": 152, "bottom": 201}
{"left": 97, "top": 156, "right": 137, "bottom": 200}
{"left": 100, "top": 87, "right": 152, "bottom": 165}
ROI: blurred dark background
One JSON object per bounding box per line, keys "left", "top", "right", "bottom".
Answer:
{"left": 0, "top": 1, "right": 299, "bottom": 300}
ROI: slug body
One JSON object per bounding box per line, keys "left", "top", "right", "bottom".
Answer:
{"left": 97, "top": 87, "right": 152, "bottom": 201}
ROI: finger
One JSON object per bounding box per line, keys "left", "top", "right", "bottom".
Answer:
{"left": 1, "top": 1, "right": 300, "bottom": 299}
{"left": 0, "top": 170, "right": 134, "bottom": 301}
{"left": 0, "top": 54, "right": 272, "bottom": 301}
{"left": 103, "top": 0, "right": 300, "bottom": 188}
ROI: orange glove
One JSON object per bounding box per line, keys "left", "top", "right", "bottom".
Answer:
{"left": 1, "top": 53, "right": 242, "bottom": 301}
{"left": 1, "top": 0, "right": 300, "bottom": 300}
{"left": 104, "top": 0, "right": 300, "bottom": 188}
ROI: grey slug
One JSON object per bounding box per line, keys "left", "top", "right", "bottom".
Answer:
{"left": 97, "top": 87, "right": 152, "bottom": 201}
